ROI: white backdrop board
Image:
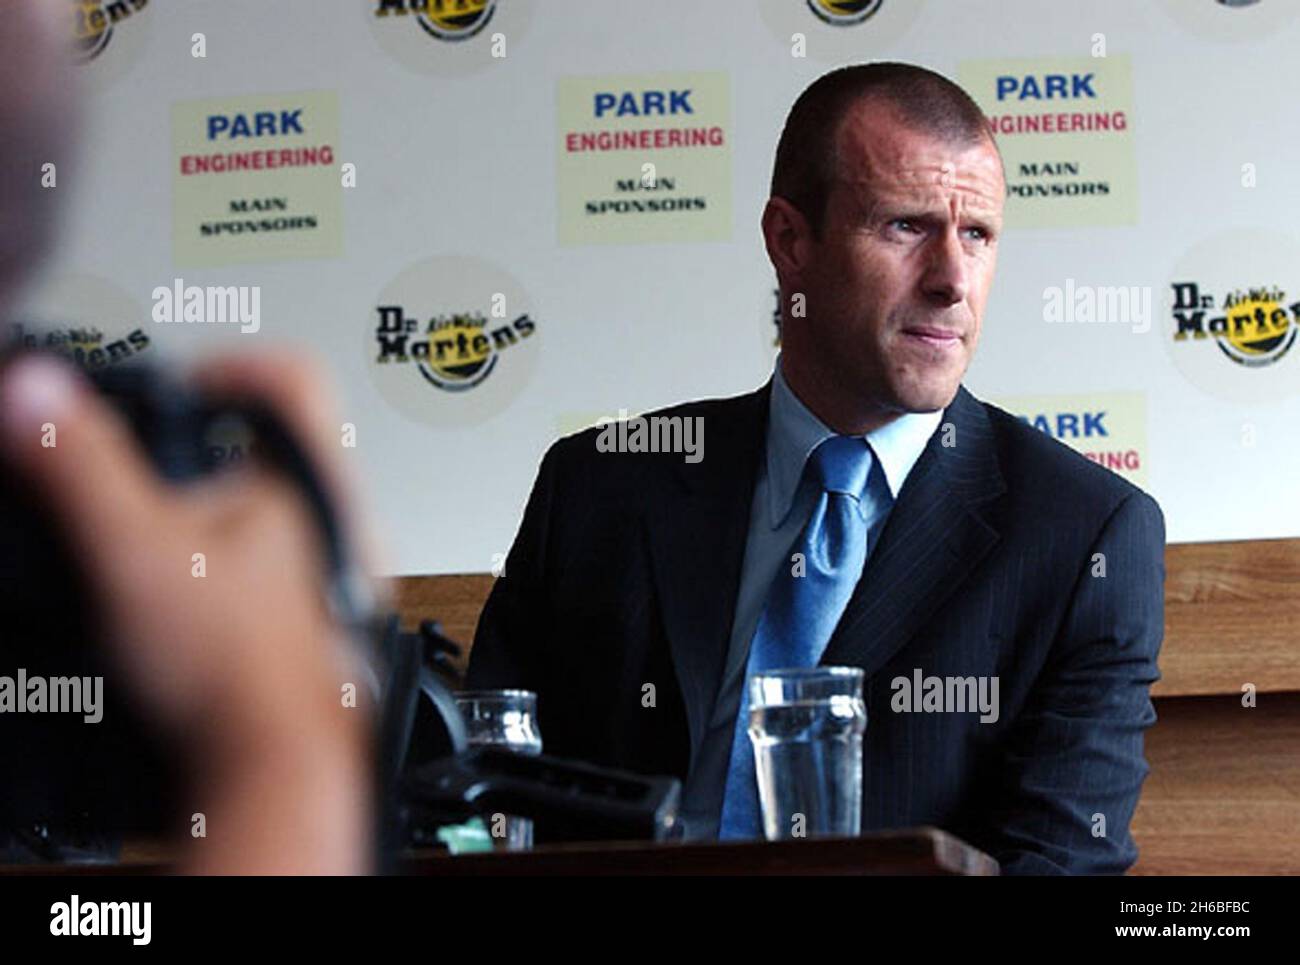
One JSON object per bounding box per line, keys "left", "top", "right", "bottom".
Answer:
{"left": 20, "top": 0, "right": 1300, "bottom": 574}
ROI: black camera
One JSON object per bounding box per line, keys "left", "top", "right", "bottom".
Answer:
{"left": 0, "top": 355, "right": 246, "bottom": 857}
{"left": 0, "top": 349, "right": 680, "bottom": 864}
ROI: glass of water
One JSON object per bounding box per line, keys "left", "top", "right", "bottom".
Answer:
{"left": 747, "top": 667, "right": 866, "bottom": 840}
{"left": 453, "top": 689, "right": 543, "bottom": 850}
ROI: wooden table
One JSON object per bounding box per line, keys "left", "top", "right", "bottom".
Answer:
{"left": 0, "top": 827, "right": 997, "bottom": 875}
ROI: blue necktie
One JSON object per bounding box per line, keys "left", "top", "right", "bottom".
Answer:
{"left": 718, "top": 435, "right": 882, "bottom": 839}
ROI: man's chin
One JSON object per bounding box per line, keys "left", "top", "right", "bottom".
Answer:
{"left": 890, "top": 380, "right": 961, "bottom": 415}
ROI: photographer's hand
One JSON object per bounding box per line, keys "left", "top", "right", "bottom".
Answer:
{"left": 0, "top": 352, "right": 375, "bottom": 874}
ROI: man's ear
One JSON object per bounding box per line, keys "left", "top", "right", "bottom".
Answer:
{"left": 761, "top": 197, "right": 815, "bottom": 287}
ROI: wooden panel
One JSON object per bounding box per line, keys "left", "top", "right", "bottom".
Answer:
{"left": 389, "top": 538, "right": 1300, "bottom": 698}
{"left": 1159, "top": 539, "right": 1300, "bottom": 696}
{"left": 1131, "top": 693, "right": 1300, "bottom": 875}
{"left": 390, "top": 573, "right": 493, "bottom": 680}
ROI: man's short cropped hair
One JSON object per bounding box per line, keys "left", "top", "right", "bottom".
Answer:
{"left": 770, "top": 62, "right": 998, "bottom": 238}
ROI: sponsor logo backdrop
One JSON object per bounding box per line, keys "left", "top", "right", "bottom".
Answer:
{"left": 20, "top": 0, "right": 1300, "bottom": 573}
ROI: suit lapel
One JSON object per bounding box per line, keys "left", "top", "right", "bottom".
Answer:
{"left": 645, "top": 384, "right": 770, "bottom": 770}
{"left": 820, "top": 386, "right": 1007, "bottom": 675}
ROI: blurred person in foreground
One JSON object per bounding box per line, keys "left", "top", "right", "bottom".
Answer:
{"left": 0, "top": 2, "right": 373, "bottom": 874}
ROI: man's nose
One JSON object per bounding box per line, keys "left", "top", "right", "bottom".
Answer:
{"left": 921, "top": 229, "right": 968, "bottom": 306}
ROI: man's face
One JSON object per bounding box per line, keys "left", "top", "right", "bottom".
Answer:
{"left": 784, "top": 101, "right": 1005, "bottom": 416}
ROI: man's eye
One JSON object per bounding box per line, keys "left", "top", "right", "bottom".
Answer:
{"left": 963, "top": 226, "right": 991, "bottom": 242}
{"left": 888, "top": 218, "right": 919, "bottom": 234}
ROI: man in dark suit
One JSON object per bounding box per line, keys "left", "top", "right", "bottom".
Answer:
{"left": 467, "top": 63, "right": 1165, "bottom": 874}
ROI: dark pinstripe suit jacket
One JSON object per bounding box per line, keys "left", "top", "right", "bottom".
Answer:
{"left": 466, "top": 382, "right": 1166, "bottom": 874}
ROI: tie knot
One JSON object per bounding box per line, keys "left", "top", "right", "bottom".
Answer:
{"left": 809, "top": 435, "right": 874, "bottom": 498}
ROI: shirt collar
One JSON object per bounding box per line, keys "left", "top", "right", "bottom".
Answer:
{"left": 765, "top": 355, "right": 944, "bottom": 528}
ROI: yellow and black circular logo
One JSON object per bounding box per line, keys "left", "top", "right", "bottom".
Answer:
{"left": 369, "top": 0, "right": 532, "bottom": 76}
{"left": 417, "top": 313, "right": 500, "bottom": 390}
{"left": 72, "top": 0, "right": 114, "bottom": 62}
{"left": 373, "top": 0, "right": 497, "bottom": 42}
{"left": 368, "top": 256, "right": 542, "bottom": 427}
{"left": 1166, "top": 230, "right": 1300, "bottom": 403}
{"left": 807, "top": 0, "right": 884, "bottom": 25}
{"left": 1214, "top": 293, "right": 1296, "bottom": 367}
{"left": 66, "top": 0, "right": 152, "bottom": 82}
{"left": 373, "top": 305, "right": 537, "bottom": 393}
{"left": 762, "top": 0, "right": 917, "bottom": 56}
{"left": 1171, "top": 281, "right": 1299, "bottom": 368}
{"left": 418, "top": 0, "right": 497, "bottom": 41}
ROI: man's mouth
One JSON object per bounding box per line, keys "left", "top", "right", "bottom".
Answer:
{"left": 901, "top": 326, "right": 963, "bottom": 349}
